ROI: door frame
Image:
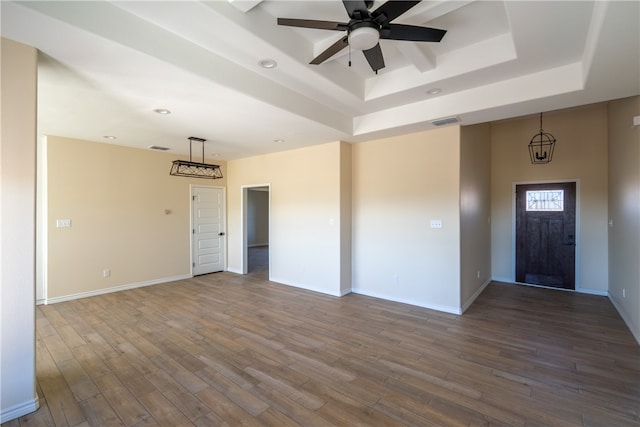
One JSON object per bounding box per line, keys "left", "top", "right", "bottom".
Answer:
{"left": 190, "top": 184, "right": 226, "bottom": 276}
{"left": 241, "top": 184, "right": 271, "bottom": 275}
{"left": 511, "top": 179, "right": 581, "bottom": 291}
{"left": 36, "top": 135, "right": 49, "bottom": 304}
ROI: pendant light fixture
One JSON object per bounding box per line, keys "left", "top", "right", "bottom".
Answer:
{"left": 170, "top": 137, "right": 223, "bottom": 179}
{"left": 528, "top": 112, "right": 556, "bottom": 164}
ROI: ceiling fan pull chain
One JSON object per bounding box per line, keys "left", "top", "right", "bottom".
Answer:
{"left": 348, "top": 44, "right": 352, "bottom": 67}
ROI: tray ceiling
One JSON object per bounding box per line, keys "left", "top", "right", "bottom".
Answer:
{"left": 2, "top": 1, "right": 638, "bottom": 159}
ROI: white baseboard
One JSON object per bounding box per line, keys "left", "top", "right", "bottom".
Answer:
{"left": 491, "top": 276, "right": 513, "bottom": 284}
{"left": 351, "top": 287, "right": 462, "bottom": 315}
{"left": 339, "top": 287, "right": 352, "bottom": 296}
{"left": 576, "top": 287, "right": 608, "bottom": 296}
{"left": 269, "top": 276, "right": 344, "bottom": 297}
{"left": 608, "top": 293, "right": 640, "bottom": 345}
{"left": 45, "top": 274, "right": 191, "bottom": 304}
{"left": 0, "top": 397, "right": 39, "bottom": 423}
{"left": 222, "top": 271, "right": 352, "bottom": 297}
{"left": 461, "top": 279, "right": 492, "bottom": 313}
{"left": 492, "top": 278, "right": 607, "bottom": 296}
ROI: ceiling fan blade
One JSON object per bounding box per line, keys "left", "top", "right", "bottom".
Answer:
{"left": 362, "top": 43, "right": 385, "bottom": 72}
{"left": 310, "top": 36, "right": 349, "bottom": 65}
{"left": 277, "top": 18, "right": 348, "bottom": 31}
{"left": 342, "top": 0, "right": 369, "bottom": 18}
{"left": 382, "top": 24, "right": 447, "bottom": 42}
{"left": 371, "top": 1, "right": 420, "bottom": 23}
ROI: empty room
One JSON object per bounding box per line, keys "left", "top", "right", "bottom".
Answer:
{"left": 2, "top": 1, "right": 639, "bottom": 426}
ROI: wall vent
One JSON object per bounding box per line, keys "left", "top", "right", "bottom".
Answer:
{"left": 149, "top": 145, "right": 170, "bottom": 151}
{"left": 431, "top": 116, "right": 460, "bottom": 127}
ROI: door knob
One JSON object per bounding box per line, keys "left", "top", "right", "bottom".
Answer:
{"left": 219, "top": 232, "right": 225, "bottom": 236}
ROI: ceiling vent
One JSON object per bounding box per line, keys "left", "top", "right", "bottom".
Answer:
{"left": 432, "top": 116, "right": 460, "bottom": 127}
{"left": 149, "top": 145, "right": 170, "bottom": 151}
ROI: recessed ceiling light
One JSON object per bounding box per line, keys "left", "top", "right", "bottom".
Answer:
{"left": 103, "top": 135, "right": 117, "bottom": 140}
{"left": 274, "top": 139, "right": 285, "bottom": 143}
{"left": 259, "top": 59, "right": 278, "bottom": 69}
{"left": 153, "top": 108, "right": 171, "bottom": 115}
{"left": 427, "top": 88, "right": 442, "bottom": 95}
{"left": 149, "top": 145, "right": 170, "bottom": 151}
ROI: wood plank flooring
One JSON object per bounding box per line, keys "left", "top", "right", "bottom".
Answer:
{"left": 3, "top": 275, "right": 639, "bottom": 426}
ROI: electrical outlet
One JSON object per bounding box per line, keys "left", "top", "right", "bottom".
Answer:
{"left": 103, "top": 269, "right": 111, "bottom": 278}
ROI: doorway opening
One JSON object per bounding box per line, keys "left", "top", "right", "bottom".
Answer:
{"left": 515, "top": 181, "right": 576, "bottom": 290}
{"left": 242, "top": 185, "right": 270, "bottom": 279}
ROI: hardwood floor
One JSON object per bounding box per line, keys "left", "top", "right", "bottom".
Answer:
{"left": 3, "top": 276, "right": 639, "bottom": 426}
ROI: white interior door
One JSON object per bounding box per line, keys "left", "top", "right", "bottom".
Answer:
{"left": 192, "top": 186, "right": 225, "bottom": 276}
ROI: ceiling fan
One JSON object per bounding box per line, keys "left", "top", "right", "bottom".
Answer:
{"left": 277, "top": 0, "right": 447, "bottom": 73}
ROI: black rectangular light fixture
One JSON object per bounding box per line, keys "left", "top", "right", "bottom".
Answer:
{"left": 170, "top": 137, "right": 223, "bottom": 179}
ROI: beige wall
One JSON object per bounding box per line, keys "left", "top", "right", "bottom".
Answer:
{"left": 47, "top": 136, "right": 227, "bottom": 300}
{"left": 491, "top": 104, "right": 609, "bottom": 293}
{"left": 339, "top": 141, "right": 353, "bottom": 295}
{"left": 1, "top": 37, "right": 38, "bottom": 421}
{"left": 607, "top": 96, "right": 640, "bottom": 342}
{"left": 352, "top": 127, "right": 462, "bottom": 313}
{"left": 226, "top": 142, "right": 345, "bottom": 296}
{"left": 460, "top": 123, "right": 492, "bottom": 310}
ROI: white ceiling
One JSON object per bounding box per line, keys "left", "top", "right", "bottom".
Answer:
{"left": 2, "top": 1, "right": 639, "bottom": 159}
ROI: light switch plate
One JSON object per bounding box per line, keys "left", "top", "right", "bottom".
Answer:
{"left": 430, "top": 219, "right": 442, "bottom": 229}
{"left": 56, "top": 219, "right": 71, "bottom": 228}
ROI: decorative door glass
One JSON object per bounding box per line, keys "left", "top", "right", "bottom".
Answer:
{"left": 526, "top": 190, "right": 564, "bottom": 212}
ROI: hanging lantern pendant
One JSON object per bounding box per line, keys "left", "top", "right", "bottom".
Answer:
{"left": 528, "top": 112, "right": 556, "bottom": 164}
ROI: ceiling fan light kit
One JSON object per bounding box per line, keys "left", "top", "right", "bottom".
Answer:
{"left": 277, "top": 0, "right": 446, "bottom": 73}
{"left": 170, "top": 137, "right": 223, "bottom": 179}
{"left": 348, "top": 26, "right": 379, "bottom": 50}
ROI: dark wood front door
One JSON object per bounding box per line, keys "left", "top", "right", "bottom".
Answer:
{"left": 516, "top": 182, "right": 576, "bottom": 289}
